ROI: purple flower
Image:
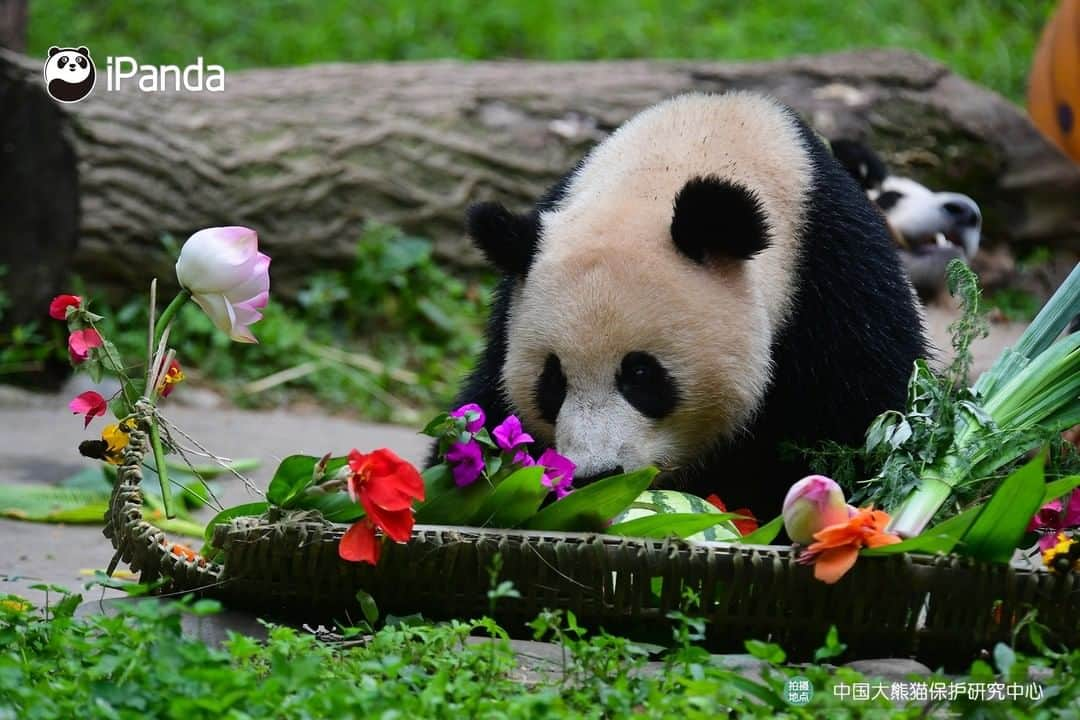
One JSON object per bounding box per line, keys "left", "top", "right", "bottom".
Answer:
{"left": 493, "top": 415, "right": 534, "bottom": 452}
{"left": 446, "top": 440, "right": 484, "bottom": 487}
{"left": 1028, "top": 493, "right": 1080, "bottom": 550}
{"left": 451, "top": 403, "right": 486, "bottom": 433}
{"left": 538, "top": 448, "right": 575, "bottom": 499}
{"left": 513, "top": 451, "right": 536, "bottom": 468}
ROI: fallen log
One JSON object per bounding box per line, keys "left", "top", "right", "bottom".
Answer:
{"left": 1, "top": 47, "right": 1077, "bottom": 302}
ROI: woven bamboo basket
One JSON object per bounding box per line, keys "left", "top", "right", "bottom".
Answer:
{"left": 104, "top": 407, "right": 1080, "bottom": 667}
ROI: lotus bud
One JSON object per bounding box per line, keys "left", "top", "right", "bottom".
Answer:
{"left": 783, "top": 474, "right": 849, "bottom": 545}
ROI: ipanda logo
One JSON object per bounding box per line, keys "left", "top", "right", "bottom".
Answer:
{"left": 44, "top": 45, "right": 225, "bottom": 103}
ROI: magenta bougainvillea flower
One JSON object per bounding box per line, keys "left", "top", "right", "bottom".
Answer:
{"left": 67, "top": 328, "right": 103, "bottom": 364}
{"left": 493, "top": 415, "right": 533, "bottom": 452}
{"left": 451, "top": 403, "right": 486, "bottom": 433}
{"left": 446, "top": 439, "right": 485, "bottom": 487}
{"left": 68, "top": 390, "right": 108, "bottom": 428}
{"left": 1028, "top": 493, "right": 1080, "bottom": 550}
{"left": 538, "top": 448, "right": 575, "bottom": 499}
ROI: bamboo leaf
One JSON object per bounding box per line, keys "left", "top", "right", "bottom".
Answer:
{"left": 524, "top": 468, "right": 658, "bottom": 532}
{"left": 733, "top": 515, "right": 783, "bottom": 545}
{"left": 957, "top": 453, "right": 1047, "bottom": 563}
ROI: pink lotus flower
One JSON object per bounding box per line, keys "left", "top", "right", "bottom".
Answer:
{"left": 69, "top": 390, "right": 107, "bottom": 428}
{"left": 1028, "top": 493, "right": 1080, "bottom": 550}
{"left": 782, "top": 475, "right": 851, "bottom": 545}
{"left": 538, "top": 448, "right": 575, "bottom": 499}
{"left": 446, "top": 439, "right": 484, "bottom": 487}
{"left": 49, "top": 294, "right": 81, "bottom": 320}
{"left": 175, "top": 227, "right": 270, "bottom": 343}
{"left": 493, "top": 415, "right": 533, "bottom": 452}
{"left": 67, "top": 328, "right": 103, "bottom": 364}
{"left": 451, "top": 403, "right": 486, "bottom": 433}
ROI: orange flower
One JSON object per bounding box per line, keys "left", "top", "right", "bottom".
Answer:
{"left": 705, "top": 494, "right": 760, "bottom": 536}
{"left": 338, "top": 448, "right": 425, "bottom": 565}
{"left": 800, "top": 507, "right": 900, "bottom": 584}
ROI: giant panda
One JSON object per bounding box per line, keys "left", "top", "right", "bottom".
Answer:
{"left": 445, "top": 93, "right": 927, "bottom": 517}
{"left": 830, "top": 139, "right": 983, "bottom": 300}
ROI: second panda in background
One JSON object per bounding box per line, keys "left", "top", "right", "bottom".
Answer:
{"left": 442, "top": 93, "right": 926, "bottom": 518}
{"left": 831, "top": 139, "right": 983, "bottom": 301}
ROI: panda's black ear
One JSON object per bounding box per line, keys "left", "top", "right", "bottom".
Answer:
{"left": 466, "top": 201, "right": 538, "bottom": 276}
{"left": 76, "top": 47, "right": 90, "bottom": 57}
{"left": 48, "top": 46, "right": 60, "bottom": 57}
{"left": 671, "top": 176, "right": 770, "bottom": 264}
{"left": 830, "top": 139, "right": 887, "bottom": 191}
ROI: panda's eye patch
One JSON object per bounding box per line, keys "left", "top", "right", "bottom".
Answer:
{"left": 77, "top": 57, "right": 87, "bottom": 68}
{"left": 617, "top": 352, "right": 679, "bottom": 420}
{"left": 535, "top": 354, "right": 567, "bottom": 425}
{"left": 58, "top": 55, "right": 68, "bottom": 66}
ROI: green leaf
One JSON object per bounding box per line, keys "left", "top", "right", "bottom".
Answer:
{"left": 813, "top": 625, "right": 848, "bottom": 662}
{"left": 734, "top": 515, "right": 783, "bottom": 545}
{"left": 414, "top": 472, "right": 496, "bottom": 526}
{"left": 744, "top": 639, "right": 786, "bottom": 664}
{"left": 607, "top": 512, "right": 741, "bottom": 540}
{"left": 958, "top": 452, "right": 1047, "bottom": 563}
{"left": 0, "top": 482, "right": 110, "bottom": 523}
{"left": 294, "top": 492, "right": 365, "bottom": 523}
{"left": 861, "top": 507, "right": 979, "bottom": 556}
{"left": 202, "top": 502, "right": 269, "bottom": 542}
{"left": 524, "top": 467, "right": 657, "bottom": 532}
{"left": 266, "top": 455, "right": 320, "bottom": 507}
{"left": 1041, "top": 474, "right": 1080, "bottom": 506}
{"left": 473, "top": 466, "right": 547, "bottom": 528}
{"left": 355, "top": 590, "right": 379, "bottom": 626}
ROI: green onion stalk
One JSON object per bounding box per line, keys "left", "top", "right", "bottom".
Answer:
{"left": 888, "top": 263, "right": 1080, "bottom": 537}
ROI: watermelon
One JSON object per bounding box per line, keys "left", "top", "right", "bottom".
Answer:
{"left": 612, "top": 490, "right": 740, "bottom": 542}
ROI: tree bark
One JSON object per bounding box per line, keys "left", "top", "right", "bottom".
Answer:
{"left": 1, "top": 48, "right": 1077, "bottom": 298}
{"left": 0, "top": 0, "right": 26, "bottom": 52}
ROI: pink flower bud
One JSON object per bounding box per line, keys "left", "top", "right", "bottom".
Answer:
{"left": 175, "top": 227, "right": 270, "bottom": 343}
{"left": 782, "top": 475, "right": 849, "bottom": 545}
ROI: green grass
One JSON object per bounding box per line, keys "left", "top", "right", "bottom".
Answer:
{"left": 28, "top": 0, "right": 1053, "bottom": 101}
{"left": 3, "top": 585, "right": 1079, "bottom": 719}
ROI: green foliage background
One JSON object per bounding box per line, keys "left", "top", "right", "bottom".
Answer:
{"left": 28, "top": 0, "right": 1053, "bottom": 101}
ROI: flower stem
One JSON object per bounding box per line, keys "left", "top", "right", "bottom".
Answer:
{"left": 149, "top": 415, "right": 176, "bottom": 519}
{"left": 154, "top": 289, "right": 190, "bottom": 349}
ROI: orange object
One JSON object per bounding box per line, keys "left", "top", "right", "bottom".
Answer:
{"left": 802, "top": 507, "right": 901, "bottom": 584}
{"left": 1029, "top": 0, "right": 1080, "bottom": 162}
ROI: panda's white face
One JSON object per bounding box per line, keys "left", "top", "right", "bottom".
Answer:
{"left": 45, "top": 49, "right": 92, "bottom": 85}
{"left": 870, "top": 176, "right": 981, "bottom": 259}
{"left": 503, "top": 213, "right": 774, "bottom": 481}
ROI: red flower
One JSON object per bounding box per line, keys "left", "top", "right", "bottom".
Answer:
{"left": 68, "top": 390, "right": 108, "bottom": 428}
{"left": 706, "top": 494, "right": 760, "bottom": 536}
{"left": 340, "top": 519, "right": 381, "bottom": 564}
{"left": 68, "top": 328, "right": 103, "bottom": 364}
{"left": 49, "top": 294, "right": 82, "bottom": 320}
{"left": 338, "top": 448, "right": 425, "bottom": 564}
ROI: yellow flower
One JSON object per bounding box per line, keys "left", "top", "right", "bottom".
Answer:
{"left": 0, "top": 598, "right": 31, "bottom": 612}
{"left": 101, "top": 419, "right": 136, "bottom": 465}
{"left": 157, "top": 359, "right": 185, "bottom": 398}
{"left": 1042, "top": 533, "right": 1079, "bottom": 574}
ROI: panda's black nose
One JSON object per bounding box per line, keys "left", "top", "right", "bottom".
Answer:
{"left": 942, "top": 199, "right": 979, "bottom": 227}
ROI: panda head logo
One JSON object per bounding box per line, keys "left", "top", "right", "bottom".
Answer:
{"left": 44, "top": 46, "right": 96, "bottom": 103}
